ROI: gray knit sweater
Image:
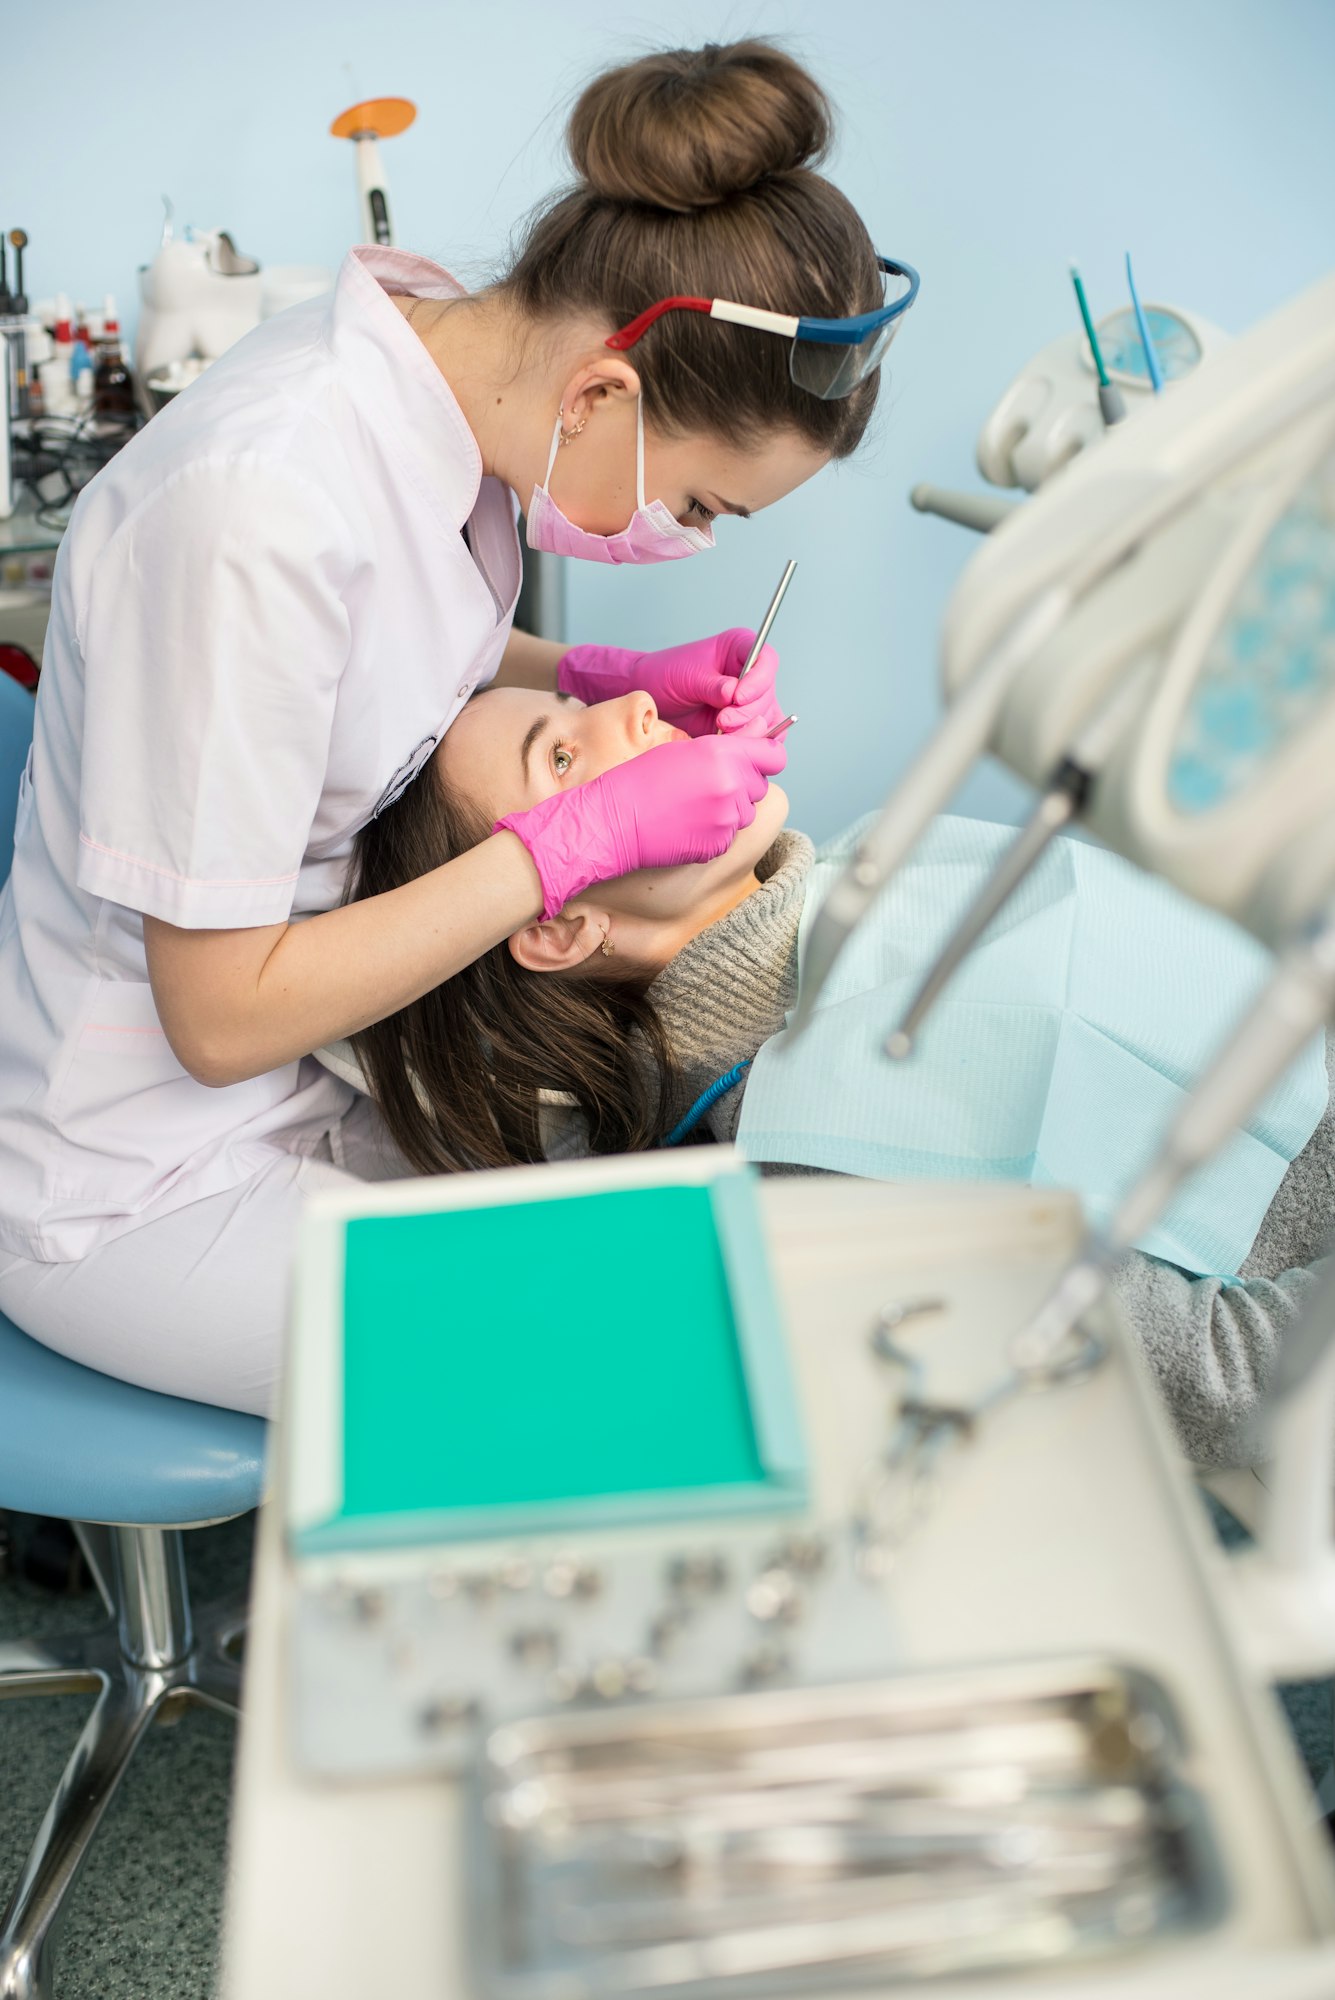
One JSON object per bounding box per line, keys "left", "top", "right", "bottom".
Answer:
{"left": 645, "top": 832, "right": 1335, "bottom": 1470}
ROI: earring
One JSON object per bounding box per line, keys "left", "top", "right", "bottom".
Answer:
{"left": 558, "top": 404, "right": 587, "bottom": 446}
{"left": 600, "top": 929, "right": 615, "bottom": 957}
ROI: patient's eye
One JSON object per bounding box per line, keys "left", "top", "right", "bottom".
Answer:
{"left": 552, "top": 742, "right": 575, "bottom": 778}
{"left": 686, "top": 497, "right": 716, "bottom": 523}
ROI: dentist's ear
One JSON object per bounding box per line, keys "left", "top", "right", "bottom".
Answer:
{"left": 508, "top": 906, "right": 612, "bottom": 975}
{"left": 557, "top": 354, "right": 641, "bottom": 431}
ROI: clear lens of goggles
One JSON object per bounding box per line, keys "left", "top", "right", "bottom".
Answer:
{"left": 789, "top": 314, "right": 904, "bottom": 400}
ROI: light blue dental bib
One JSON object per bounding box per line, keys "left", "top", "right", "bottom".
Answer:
{"left": 737, "top": 816, "right": 1329, "bottom": 1277}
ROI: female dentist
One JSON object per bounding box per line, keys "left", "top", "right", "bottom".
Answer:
{"left": 0, "top": 39, "right": 910, "bottom": 1415}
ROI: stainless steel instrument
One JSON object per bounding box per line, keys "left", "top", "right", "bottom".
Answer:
{"left": 738, "top": 561, "right": 797, "bottom": 681}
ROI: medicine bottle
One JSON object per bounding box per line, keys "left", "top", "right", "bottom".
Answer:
{"left": 92, "top": 295, "right": 135, "bottom": 422}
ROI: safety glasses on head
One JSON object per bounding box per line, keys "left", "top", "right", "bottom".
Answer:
{"left": 605, "top": 256, "right": 920, "bottom": 402}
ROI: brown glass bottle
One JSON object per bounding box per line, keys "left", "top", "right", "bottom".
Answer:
{"left": 92, "top": 306, "right": 135, "bottom": 422}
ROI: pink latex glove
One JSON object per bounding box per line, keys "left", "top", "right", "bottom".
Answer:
{"left": 557, "top": 629, "right": 784, "bottom": 739}
{"left": 496, "top": 723, "right": 786, "bottom": 920}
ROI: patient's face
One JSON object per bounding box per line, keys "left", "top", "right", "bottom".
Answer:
{"left": 435, "top": 686, "right": 789, "bottom": 920}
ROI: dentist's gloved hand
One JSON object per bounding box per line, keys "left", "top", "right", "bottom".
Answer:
{"left": 495, "top": 722, "right": 786, "bottom": 921}
{"left": 557, "top": 630, "right": 784, "bottom": 740}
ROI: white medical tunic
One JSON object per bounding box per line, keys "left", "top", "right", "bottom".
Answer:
{"left": 0, "top": 247, "right": 521, "bottom": 1261}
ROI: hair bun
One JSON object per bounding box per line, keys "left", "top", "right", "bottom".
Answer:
{"left": 568, "top": 41, "right": 832, "bottom": 214}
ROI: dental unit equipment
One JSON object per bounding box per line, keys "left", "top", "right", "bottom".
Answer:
{"left": 793, "top": 272, "right": 1329, "bottom": 1037}
{"left": 893, "top": 292, "right": 1335, "bottom": 1057}
{"left": 764, "top": 714, "right": 797, "bottom": 739}
{"left": 979, "top": 293, "right": 1222, "bottom": 495}
{"left": 888, "top": 402, "right": 1301, "bottom": 1053}
{"left": 997, "top": 400, "right": 1335, "bottom": 1388}
{"left": 737, "top": 560, "right": 797, "bottom": 681}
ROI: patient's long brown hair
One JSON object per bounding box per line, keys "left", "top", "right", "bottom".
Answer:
{"left": 346, "top": 765, "right": 679, "bottom": 1175}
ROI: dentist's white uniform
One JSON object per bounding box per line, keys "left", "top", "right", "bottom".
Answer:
{"left": 0, "top": 248, "right": 520, "bottom": 1414}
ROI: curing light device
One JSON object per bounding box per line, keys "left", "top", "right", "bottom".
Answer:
{"left": 330, "top": 96, "right": 417, "bottom": 247}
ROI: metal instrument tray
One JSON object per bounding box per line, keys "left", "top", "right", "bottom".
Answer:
{"left": 469, "top": 1657, "right": 1226, "bottom": 1999}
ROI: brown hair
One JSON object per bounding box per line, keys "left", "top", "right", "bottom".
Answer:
{"left": 346, "top": 758, "right": 679, "bottom": 1175}
{"left": 498, "top": 41, "right": 885, "bottom": 459}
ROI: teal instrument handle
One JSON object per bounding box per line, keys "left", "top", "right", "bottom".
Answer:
{"left": 1069, "top": 264, "right": 1110, "bottom": 389}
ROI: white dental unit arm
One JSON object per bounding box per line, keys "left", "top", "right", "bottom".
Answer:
{"left": 889, "top": 291, "right": 1317, "bottom": 1053}
{"left": 944, "top": 278, "right": 1335, "bottom": 945}
{"left": 976, "top": 302, "right": 1226, "bottom": 493}
{"left": 795, "top": 281, "right": 1327, "bottom": 1030}
{"left": 801, "top": 270, "right": 1335, "bottom": 1672}
{"left": 1003, "top": 283, "right": 1335, "bottom": 1676}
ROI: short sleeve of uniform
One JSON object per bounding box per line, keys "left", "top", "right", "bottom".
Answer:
{"left": 75, "top": 457, "right": 354, "bottom": 928}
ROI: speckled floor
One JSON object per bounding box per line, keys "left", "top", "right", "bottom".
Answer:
{"left": 0, "top": 1514, "right": 253, "bottom": 2000}
{"left": 0, "top": 1502, "right": 1329, "bottom": 2000}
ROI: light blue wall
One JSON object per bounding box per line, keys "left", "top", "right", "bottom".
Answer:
{"left": 15, "top": 0, "right": 1335, "bottom": 836}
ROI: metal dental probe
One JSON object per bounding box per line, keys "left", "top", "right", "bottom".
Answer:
{"left": 737, "top": 559, "right": 798, "bottom": 680}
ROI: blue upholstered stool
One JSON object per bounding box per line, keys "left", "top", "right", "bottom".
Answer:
{"left": 0, "top": 667, "right": 267, "bottom": 2000}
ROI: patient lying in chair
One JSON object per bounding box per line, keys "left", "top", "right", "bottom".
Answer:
{"left": 321, "top": 685, "right": 1335, "bottom": 1471}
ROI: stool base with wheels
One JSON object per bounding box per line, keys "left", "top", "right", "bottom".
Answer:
{"left": 0, "top": 1312, "right": 266, "bottom": 2000}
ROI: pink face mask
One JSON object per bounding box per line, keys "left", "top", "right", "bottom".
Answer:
{"left": 525, "top": 397, "right": 716, "bottom": 566}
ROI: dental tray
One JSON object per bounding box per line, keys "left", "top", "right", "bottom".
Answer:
{"left": 469, "top": 1657, "right": 1226, "bottom": 1999}
{"left": 285, "top": 1151, "right": 806, "bottom": 1560}
{"left": 286, "top": 1153, "right": 853, "bottom": 1780}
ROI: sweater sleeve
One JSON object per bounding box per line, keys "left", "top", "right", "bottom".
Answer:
{"left": 1107, "top": 1249, "right": 1335, "bottom": 1468}
{"left": 1117, "top": 1031, "right": 1335, "bottom": 1467}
